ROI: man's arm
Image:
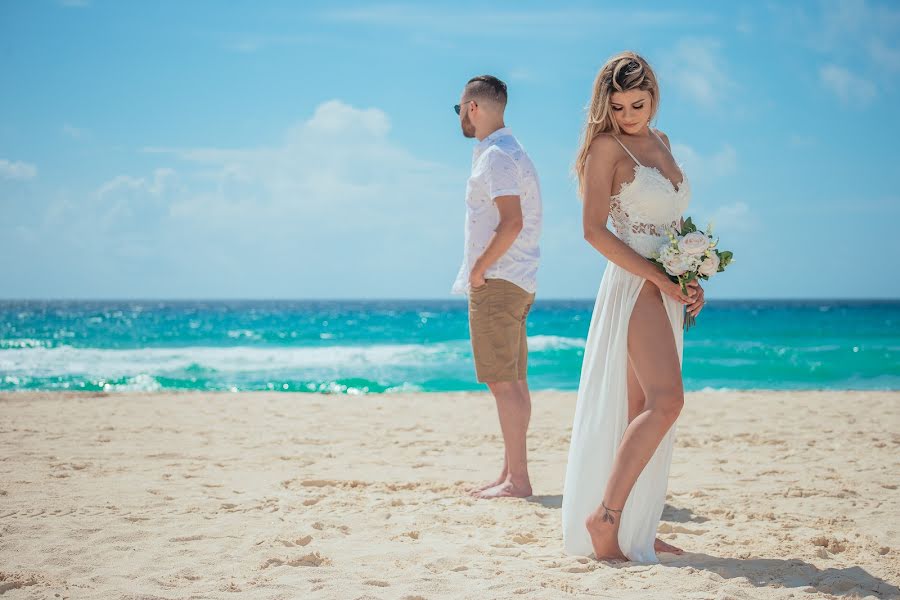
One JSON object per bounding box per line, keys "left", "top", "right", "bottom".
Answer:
{"left": 469, "top": 195, "right": 523, "bottom": 287}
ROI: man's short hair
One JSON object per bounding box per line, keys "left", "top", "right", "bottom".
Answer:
{"left": 465, "top": 75, "right": 508, "bottom": 107}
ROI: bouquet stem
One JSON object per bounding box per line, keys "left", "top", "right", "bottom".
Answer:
{"left": 679, "top": 280, "right": 695, "bottom": 331}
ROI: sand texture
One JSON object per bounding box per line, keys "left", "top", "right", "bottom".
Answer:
{"left": 0, "top": 390, "right": 898, "bottom": 599}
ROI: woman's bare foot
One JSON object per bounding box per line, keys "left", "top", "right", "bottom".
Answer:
{"left": 654, "top": 537, "right": 683, "bottom": 554}
{"left": 474, "top": 476, "right": 532, "bottom": 499}
{"left": 585, "top": 509, "right": 627, "bottom": 561}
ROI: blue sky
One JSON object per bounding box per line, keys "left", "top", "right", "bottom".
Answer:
{"left": 1, "top": 0, "right": 898, "bottom": 299}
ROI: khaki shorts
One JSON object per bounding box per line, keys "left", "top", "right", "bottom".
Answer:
{"left": 468, "top": 278, "right": 536, "bottom": 383}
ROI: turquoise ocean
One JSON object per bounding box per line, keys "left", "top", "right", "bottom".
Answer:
{"left": 1, "top": 300, "right": 897, "bottom": 393}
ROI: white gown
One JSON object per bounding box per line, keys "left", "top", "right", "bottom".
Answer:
{"left": 562, "top": 132, "right": 691, "bottom": 563}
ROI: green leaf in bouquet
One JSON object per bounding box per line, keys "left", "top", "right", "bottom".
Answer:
{"left": 716, "top": 250, "right": 733, "bottom": 271}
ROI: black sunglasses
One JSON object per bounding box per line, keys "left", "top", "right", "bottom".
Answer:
{"left": 454, "top": 100, "right": 475, "bottom": 115}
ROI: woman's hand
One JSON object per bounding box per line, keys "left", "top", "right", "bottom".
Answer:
{"left": 685, "top": 280, "right": 705, "bottom": 317}
{"left": 656, "top": 277, "right": 693, "bottom": 304}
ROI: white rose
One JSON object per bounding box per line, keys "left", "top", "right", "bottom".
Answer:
{"left": 678, "top": 231, "right": 711, "bottom": 256}
{"left": 663, "top": 253, "right": 693, "bottom": 276}
{"left": 698, "top": 253, "right": 720, "bottom": 277}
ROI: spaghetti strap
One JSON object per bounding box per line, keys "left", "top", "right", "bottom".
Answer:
{"left": 612, "top": 136, "right": 642, "bottom": 167}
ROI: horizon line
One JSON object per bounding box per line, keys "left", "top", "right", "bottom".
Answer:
{"left": 1, "top": 297, "right": 898, "bottom": 303}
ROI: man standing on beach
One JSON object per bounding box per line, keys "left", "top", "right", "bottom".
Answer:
{"left": 451, "top": 75, "right": 543, "bottom": 499}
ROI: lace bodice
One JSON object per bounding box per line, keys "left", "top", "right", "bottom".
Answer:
{"left": 608, "top": 134, "right": 691, "bottom": 258}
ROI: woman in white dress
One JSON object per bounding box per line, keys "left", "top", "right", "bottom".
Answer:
{"left": 562, "top": 52, "right": 707, "bottom": 562}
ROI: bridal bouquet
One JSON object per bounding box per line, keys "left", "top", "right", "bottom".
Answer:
{"left": 652, "top": 217, "right": 733, "bottom": 331}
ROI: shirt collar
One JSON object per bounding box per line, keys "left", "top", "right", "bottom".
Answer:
{"left": 474, "top": 126, "right": 512, "bottom": 155}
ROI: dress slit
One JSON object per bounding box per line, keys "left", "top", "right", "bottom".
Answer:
{"left": 561, "top": 263, "right": 684, "bottom": 562}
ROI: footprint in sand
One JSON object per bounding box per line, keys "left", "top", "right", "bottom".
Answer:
{"left": 560, "top": 556, "right": 597, "bottom": 573}
{"left": 541, "top": 580, "right": 577, "bottom": 594}
{"left": 279, "top": 478, "right": 372, "bottom": 491}
{"left": 658, "top": 523, "right": 706, "bottom": 535}
{"left": 276, "top": 535, "right": 312, "bottom": 547}
{"left": 811, "top": 536, "right": 848, "bottom": 553}
{"left": 425, "top": 558, "right": 469, "bottom": 574}
{"left": 511, "top": 533, "right": 538, "bottom": 545}
{"left": 260, "top": 552, "right": 330, "bottom": 568}
{"left": 0, "top": 573, "right": 40, "bottom": 593}
{"left": 169, "top": 535, "right": 205, "bottom": 542}
{"left": 311, "top": 521, "right": 350, "bottom": 534}
{"left": 124, "top": 516, "right": 150, "bottom": 522}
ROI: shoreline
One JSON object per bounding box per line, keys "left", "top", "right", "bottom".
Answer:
{"left": 3, "top": 387, "right": 899, "bottom": 398}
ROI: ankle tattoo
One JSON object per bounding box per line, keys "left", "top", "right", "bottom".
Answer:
{"left": 601, "top": 502, "right": 623, "bottom": 525}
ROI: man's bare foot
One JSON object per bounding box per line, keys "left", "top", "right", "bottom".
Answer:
{"left": 654, "top": 537, "right": 683, "bottom": 554}
{"left": 474, "top": 477, "right": 532, "bottom": 499}
{"left": 585, "top": 511, "right": 627, "bottom": 561}
{"left": 468, "top": 470, "right": 508, "bottom": 496}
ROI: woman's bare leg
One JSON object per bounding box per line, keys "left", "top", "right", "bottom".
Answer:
{"left": 586, "top": 281, "right": 684, "bottom": 560}
{"left": 626, "top": 358, "right": 644, "bottom": 423}
{"left": 627, "top": 358, "right": 684, "bottom": 555}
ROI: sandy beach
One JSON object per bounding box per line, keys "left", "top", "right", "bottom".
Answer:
{"left": 0, "top": 390, "right": 897, "bottom": 599}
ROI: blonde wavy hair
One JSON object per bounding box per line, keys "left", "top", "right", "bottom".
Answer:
{"left": 574, "top": 51, "right": 660, "bottom": 198}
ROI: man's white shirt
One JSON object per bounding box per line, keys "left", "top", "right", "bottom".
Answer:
{"left": 451, "top": 127, "right": 542, "bottom": 296}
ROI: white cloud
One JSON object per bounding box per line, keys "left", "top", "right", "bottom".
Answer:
{"left": 869, "top": 38, "right": 900, "bottom": 72}
{"left": 74, "top": 169, "right": 180, "bottom": 244}
{"left": 819, "top": 64, "right": 877, "bottom": 104}
{"left": 789, "top": 134, "right": 817, "bottom": 147}
{"left": 0, "top": 159, "right": 38, "bottom": 181}
{"left": 671, "top": 143, "right": 737, "bottom": 180}
{"left": 223, "top": 33, "right": 316, "bottom": 53}
{"left": 508, "top": 67, "right": 538, "bottom": 82}
{"left": 661, "top": 38, "right": 735, "bottom": 108}
{"left": 322, "top": 6, "right": 716, "bottom": 36}
{"left": 97, "top": 168, "right": 175, "bottom": 198}
{"left": 39, "top": 100, "right": 463, "bottom": 297}
{"left": 62, "top": 124, "right": 89, "bottom": 139}
{"left": 706, "top": 201, "right": 757, "bottom": 233}
{"left": 769, "top": 2, "right": 900, "bottom": 85}
{"left": 736, "top": 8, "right": 753, "bottom": 35}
